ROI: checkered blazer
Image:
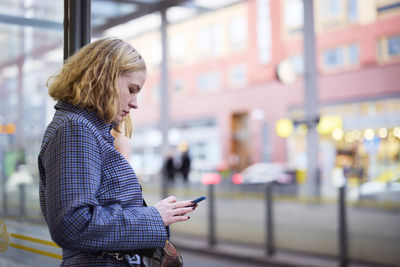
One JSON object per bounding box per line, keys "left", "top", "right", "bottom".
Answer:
{"left": 38, "top": 101, "right": 167, "bottom": 266}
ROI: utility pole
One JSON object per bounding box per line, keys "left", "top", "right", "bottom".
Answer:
{"left": 303, "top": 0, "right": 320, "bottom": 197}
{"left": 160, "top": 7, "right": 170, "bottom": 199}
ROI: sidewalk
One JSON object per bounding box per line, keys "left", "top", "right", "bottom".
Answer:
{"left": 1, "top": 218, "right": 384, "bottom": 267}
{"left": 171, "top": 233, "right": 378, "bottom": 267}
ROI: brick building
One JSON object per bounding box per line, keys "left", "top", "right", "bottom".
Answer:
{"left": 125, "top": 0, "right": 400, "bottom": 184}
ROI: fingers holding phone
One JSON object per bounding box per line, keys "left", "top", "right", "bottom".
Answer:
{"left": 188, "top": 195, "right": 206, "bottom": 207}
{"left": 154, "top": 196, "right": 195, "bottom": 226}
{"left": 154, "top": 195, "right": 206, "bottom": 226}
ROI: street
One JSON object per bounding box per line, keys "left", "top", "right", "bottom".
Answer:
{"left": 181, "top": 250, "right": 264, "bottom": 267}
{"left": 0, "top": 180, "right": 399, "bottom": 266}
{"left": 143, "top": 180, "right": 400, "bottom": 266}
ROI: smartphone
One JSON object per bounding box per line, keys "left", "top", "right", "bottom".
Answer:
{"left": 190, "top": 195, "right": 206, "bottom": 207}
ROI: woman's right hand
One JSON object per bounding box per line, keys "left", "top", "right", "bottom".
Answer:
{"left": 153, "top": 196, "right": 195, "bottom": 226}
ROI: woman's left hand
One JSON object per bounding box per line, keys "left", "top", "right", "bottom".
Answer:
{"left": 153, "top": 196, "right": 195, "bottom": 226}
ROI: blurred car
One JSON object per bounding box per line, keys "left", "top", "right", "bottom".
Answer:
{"left": 348, "top": 181, "right": 400, "bottom": 201}
{"left": 231, "top": 162, "right": 294, "bottom": 185}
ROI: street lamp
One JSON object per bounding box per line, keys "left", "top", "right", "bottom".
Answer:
{"left": 276, "top": 118, "right": 293, "bottom": 138}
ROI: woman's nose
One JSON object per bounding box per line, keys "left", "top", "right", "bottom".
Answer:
{"left": 129, "top": 95, "right": 138, "bottom": 109}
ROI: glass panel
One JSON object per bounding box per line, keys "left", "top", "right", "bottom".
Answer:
{"left": 2, "top": 1, "right": 396, "bottom": 266}
{"left": 275, "top": 196, "right": 338, "bottom": 256}
{"left": 0, "top": 0, "right": 62, "bottom": 22}
{"left": 94, "top": 3, "right": 399, "bottom": 265}
{"left": 0, "top": 1, "right": 63, "bottom": 265}
{"left": 92, "top": 0, "right": 137, "bottom": 27}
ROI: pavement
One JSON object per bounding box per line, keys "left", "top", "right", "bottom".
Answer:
{"left": 171, "top": 233, "right": 381, "bottom": 267}
{"left": 0, "top": 217, "right": 389, "bottom": 267}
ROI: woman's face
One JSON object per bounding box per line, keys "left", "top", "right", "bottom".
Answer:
{"left": 114, "top": 70, "right": 146, "bottom": 125}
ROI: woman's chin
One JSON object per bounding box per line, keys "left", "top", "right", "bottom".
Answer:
{"left": 112, "top": 117, "right": 122, "bottom": 125}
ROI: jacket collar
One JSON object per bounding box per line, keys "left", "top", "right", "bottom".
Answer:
{"left": 54, "top": 101, "right": 114, "bottom": 141}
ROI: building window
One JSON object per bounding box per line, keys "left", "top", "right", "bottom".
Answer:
{"left": 377, "top": 34, "right": 400, "bottom": 62}
{"left": 323, "top": 47, "right": 344, "bottom": 68}
{"left": 196, "top": 27, "right": 211, "bottom": 57}
{"left": 319, "top": 0, "right": 347, "bottom": 29}
{"left": 170, "top": 34, "right": 186, "bottom": 64}
{"left": 388, "top": 35, "right": 400, "bottom": 56}
{"left": 347, "top": 0, "right": 358, "bottom": 22}
{"left": 283, "top": 0, "right": 304, "bottom": 37}
{"left": 228, "top": 64, "right": 248, "bottom": 89}
{"left": 152, "top": 83, "right": 161, "bottom": 102}
{"left": 210, "top": 25, "right": 223, "bottom": 56}
{"left": 196, "top": 25, "right": 223, "bottom": 58}
{"left": 322, "top": 44, "right": 359, "bottom": 70}
{"left": 348, "top": 44, "right": 359, "bottom": 64}
{"left": 257, "top": 0, "right": 272, "bottom": 64}
{"left": 150, "top": 43, "right": 161, "bottom": 69}
{"left": 322, "top": 0, "right": 341, "bottom": 18}
{"left": 173, "top": 79, "right": 184, "bottom": 94}
{"left": 229, "top": 16, "right": 247, "bottom": 51}
{"left": 196, "top": 71, "right": 221, "bottom": 92}
{"left": 289, "top": 54, "right": 304, "bottom": 75}
{"left": 262, "top": 123, "right": 271, "bottom": 162}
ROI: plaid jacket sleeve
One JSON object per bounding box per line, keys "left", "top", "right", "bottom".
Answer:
{"left": 41, "top": 118, "right": 167, "bottom": 252}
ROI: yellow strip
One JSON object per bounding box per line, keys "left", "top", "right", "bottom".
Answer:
{"left": 10, "top": 243, "right": 62, "bottom": 260}
{"left": 10, "top": 233, "right": 60, "bottom": 248}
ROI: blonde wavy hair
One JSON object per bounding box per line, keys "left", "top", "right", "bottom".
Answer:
{"left": 47, "top": 37, "right": 146, "bottom": 137}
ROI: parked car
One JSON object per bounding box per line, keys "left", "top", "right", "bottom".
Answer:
{"left": 232, "top": 162, "right": 294, "bottom": 185}
{"left": 348, "top": 181, "right": 400, "bottom": 202}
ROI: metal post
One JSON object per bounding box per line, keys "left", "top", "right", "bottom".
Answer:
{"left": 17, "top": 44, "right": 24, "bottom": 150}
{"left": 1, "top": 151, "right": 7, "bottom": 216}
{"left": 67, "top": 0, "right": 81, "bottom": 58}
{"left": 266, "top": 183, "right": 274, "bottom": 255}
{"left": 303, "top": 0, "right": 319, "bottom": 197}
{"left": 64, "top": 0, "right": 91, "bottom": 61}
{"left": 80, "top": 0, "right": 91, "bottom": 46}
{"left": 15, "top": 0, "right": 26, "bottom": 151}
{"left": 208, "top": 184, "right": 216, "bottom": 246}
{"left": 19, "top": 184, "right": 26, "bottom": 219}
{"left": 160, "top": 7, "right": 170, "bottom": 199}
{"left": 339, "top": 186, "right": 348, "bottom": 267}
{"left": 63, "top": 0, "right": 69, "bottom": 61}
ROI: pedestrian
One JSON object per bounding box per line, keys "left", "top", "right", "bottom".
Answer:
{"left": 38, "top": 37, "right": 195, "bottom": 266}
{"left": 180, "top": 149, "right": 191, "bottom": 184}
{"left": 163, "top": 153, "right": 176, "bottom": 183}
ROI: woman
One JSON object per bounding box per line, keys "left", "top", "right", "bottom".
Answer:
{"left": 38, "top": 37, "right": 195, "bottom": 266}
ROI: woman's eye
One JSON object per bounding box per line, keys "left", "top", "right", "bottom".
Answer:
{"left": 129, "top": 88, "right": 135, "bottom": 94}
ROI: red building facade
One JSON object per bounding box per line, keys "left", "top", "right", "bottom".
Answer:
{"left": 129, "top": 0, "right": 400, "bottom": 183}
